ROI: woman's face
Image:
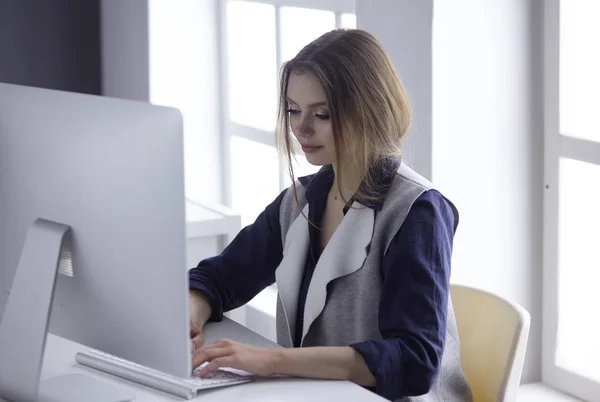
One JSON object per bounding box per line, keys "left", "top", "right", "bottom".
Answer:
{"left": 286, "top": 71, "right": 336, "bottom": 166}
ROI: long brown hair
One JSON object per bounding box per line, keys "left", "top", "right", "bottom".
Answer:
{"left": 276, "top": 28, "right": 412, "bottom": 210}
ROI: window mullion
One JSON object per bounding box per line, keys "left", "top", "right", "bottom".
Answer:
{"left": 559, "top": 135, "right": 600, "bottom": 166}
{"left": 218, "top": 0, "right": 232, "bottom": 207}
{"left": 275, "top": 6, "right": 288, "bottom": 191}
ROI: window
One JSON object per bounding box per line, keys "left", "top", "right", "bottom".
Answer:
{"left": 543, "top": 1, "right": 600, "bottom": 400}
{"left": 220, "top": 0, "right": 356, "bottom": 227}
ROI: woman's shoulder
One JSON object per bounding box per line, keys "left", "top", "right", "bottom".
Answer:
{"left": 393, "top": 162, "right": 433, "bottom": 190}
{"left": 406, "top": 189, "right": 459, "bottom": 234}
{"left": 386, "top": 164, "right": 459, "bottom": 232}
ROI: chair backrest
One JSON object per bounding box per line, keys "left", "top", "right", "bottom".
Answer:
{"left": 450, "top": 284, "right": 531, "bottom": 402}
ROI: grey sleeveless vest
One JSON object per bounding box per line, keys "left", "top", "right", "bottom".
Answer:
{"left": 274, "top": 163, "right": 472, "bottom": 401}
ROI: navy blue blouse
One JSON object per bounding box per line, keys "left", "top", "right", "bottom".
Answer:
{"left": 189, "top": 161, "right": 456, "bottom": 401}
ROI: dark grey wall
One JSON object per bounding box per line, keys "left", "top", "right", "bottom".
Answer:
{"left": 0, "top": 0, "right": 101, "bottom": 94}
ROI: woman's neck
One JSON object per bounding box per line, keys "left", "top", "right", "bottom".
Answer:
{"left": 330, "top": 163, "right": 360, "bottom": 202}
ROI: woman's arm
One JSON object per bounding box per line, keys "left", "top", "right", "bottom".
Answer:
{"left": 188, "top": 189, "right": 288, "bottom": 323}
{"left": 349, "top": 189, "right": 456, "bottom": 400}
{"left": 189, "top": 290, "right": 213, "bottom": 329}
{"left": 192, "top": 340, "right": 375, "bottom": 386}
{"left": 273, "top": 346, "right": 375, "bottom": 385}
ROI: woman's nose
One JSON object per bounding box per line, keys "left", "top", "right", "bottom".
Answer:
{"left": 295, "top": 118, "right": 314, "bottom": 137}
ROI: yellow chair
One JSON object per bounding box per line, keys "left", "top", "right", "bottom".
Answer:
{"left": 450, "top": 284, "right": 531, "bottom": 402}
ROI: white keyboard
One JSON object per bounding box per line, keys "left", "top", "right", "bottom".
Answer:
{"left": 75, "top": 349, "right": 252, "bottom": 399}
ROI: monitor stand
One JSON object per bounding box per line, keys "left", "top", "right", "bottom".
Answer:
{"left": 0, "top": 219, "right": 135, "bottom": 402}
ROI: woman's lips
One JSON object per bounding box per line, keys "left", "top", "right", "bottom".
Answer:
{"left": 301, "top": 145, "right": 323, "bottom": 153}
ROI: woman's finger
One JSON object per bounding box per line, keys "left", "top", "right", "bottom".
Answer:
{"left": 191, "top": 332, "right": 205, "bottom": 351}
{"left": 198, "top": 356, "right": 236, "bottom": 377}
{"left": 190, "top": 321, "right": 200, "bottom": 337}
{"left": 192, "top": 346, "right": 234, "bottom": 369}
{"left": 201, "top": 338, "right": 232, "bottom": 350}
{"left": 190, "top": 337, "right": 199, "bottom": 352}
{"left": 194, "top": 339, "right": 231, "bottom": 354}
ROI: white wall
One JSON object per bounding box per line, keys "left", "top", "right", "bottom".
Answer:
{"left": 100, "top": 0, "right": 149, "bottom": 101}
{"left": 432, "top": 0, "right": 543, "bottom": 383}
{"left": 147, "top": 0, "right": 222, "bottom": 204}
{"left": 100, "top": 0, "right": 222, "bottom": 204}
{"left": 357, "top": 0, "right": 434, "bottom": 180}
{"left": 359, "top": 0, "right": 544, "bottom": 383}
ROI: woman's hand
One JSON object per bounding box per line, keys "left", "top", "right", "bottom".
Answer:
{"left": 192, "top": 341, "right": 375, "bottom": 387}
{"left": 192, "top": 339, "right": 281, "bottom": 378}
{"left": 190, "top": 320, "right": 204, "bottom": 352}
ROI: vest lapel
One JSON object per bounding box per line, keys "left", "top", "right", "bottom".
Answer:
{"left": 301, "top": 201, "right": 375, "bottom": 345}
{"left": 275, "top": 203, "right": 310, "bottom": 347}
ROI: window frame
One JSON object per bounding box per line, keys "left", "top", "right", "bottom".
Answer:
{"left": 216, "top": 0, "right": 356, "bottom": 211}
{"left": 542, "top": 1, "right": 600, "bottom": 400}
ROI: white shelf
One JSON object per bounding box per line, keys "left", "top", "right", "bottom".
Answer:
{"left": 184, "top": 199, "right": 245, "bottom": 325}
{"left": 245, "top": 285, "right": 278, "bottom": 342}
{"left": 518, "top": 383, "right": 582, "bottom": 402}
{"left": 185, "top": 199, "right": 241, "bottom": 240}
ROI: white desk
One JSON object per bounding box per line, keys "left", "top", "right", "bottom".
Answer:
{"left": 39, "top": 318, "right": 386, "bottom": 401}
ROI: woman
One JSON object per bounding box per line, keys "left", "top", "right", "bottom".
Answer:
{"left": 188, "top": 28, "right": 472, "bottom": 401}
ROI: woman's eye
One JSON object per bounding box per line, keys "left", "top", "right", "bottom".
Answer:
{"left": 315, "top": 113, "right": 330, "bottom": 120}
{"left": 286, "top": 108, "right": 301, "bottom": 115}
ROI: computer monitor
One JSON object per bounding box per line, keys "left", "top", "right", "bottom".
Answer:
{"left": 0, "top": 83, "right": 191, "bottom": 399}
